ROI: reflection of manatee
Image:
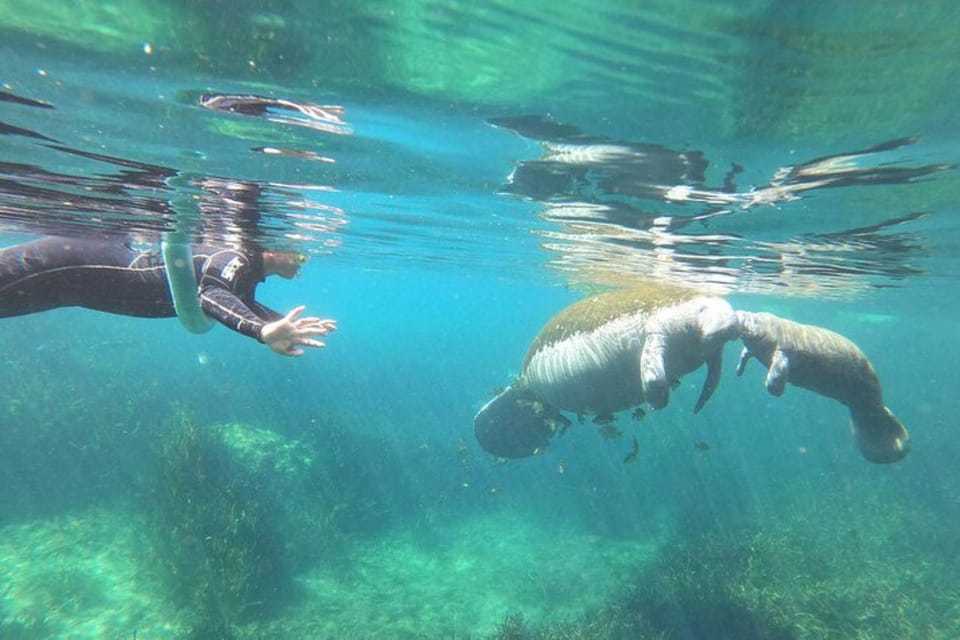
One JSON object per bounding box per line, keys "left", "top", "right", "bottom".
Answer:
{"left": 735, "top": 311, "right": 910, "bottom": 464}
{"left": 474, "top": 284, "right": 740, "bottom": 458}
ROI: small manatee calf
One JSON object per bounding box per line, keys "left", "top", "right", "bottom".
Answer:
{"left": 474, "top": 283, "right": 740, "bottom": 458}
{"left": 735, "top": 311, "right": 910, "bottom": 463}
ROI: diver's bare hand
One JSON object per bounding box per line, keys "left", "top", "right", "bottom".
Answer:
{"left": 261, "top": 305, "right": 337, "bottom": 357}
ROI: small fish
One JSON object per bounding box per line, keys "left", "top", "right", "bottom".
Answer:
{"left": 632, "top": 407, "right": 646, "bottom": 421}
{"left": 557, "top": 462, "right": 566, "bottom": 475}
{"left": 519, "top": 399, "right": 547, "bottom": 416}
{"left": 593, "top": 413, "right": 616, "bottom": 425}
{"left": 547, "top": 414, "right": 573, "bottom": 436}
{"left": 694, "top": 440, "right": 711, "bottom": 452}
{"left": 670, "top": 379, "right": 681, "bottom": 390}
{"left": 598, "top": 424, "right": 622, "bottom": 440}
{"left": 456, "top": 437, "right": 470, "bottom": 464}
{"left": 624, "top": 437, "right": 640, "bottom": 464}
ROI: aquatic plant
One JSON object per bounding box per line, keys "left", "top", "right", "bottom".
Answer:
{"left": 149, "top": 409, "right": 289, "bottom": 638}
{"left": 597, "top": 531, "right": 799, "bottom": 640}
{"left": 481, "top": 478, "right": 960, "bottom": 640}
{"left": 0, "top": 615, "right": 59, "bottom": 640}
{"left": 296, "top": 407, "right": 431, "bottom": 536}
{"left": 485, "top": 610, "right": 625, "bottom": 640}
{"left": 495, "top": 612, "right": 530, "bottom": 639}
{"left": 0, "top": 318, "right": 170, "bottom": 523}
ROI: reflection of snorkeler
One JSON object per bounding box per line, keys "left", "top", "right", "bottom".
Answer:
{"left": 0, "top": 235, "right": 336, "bottom": 357}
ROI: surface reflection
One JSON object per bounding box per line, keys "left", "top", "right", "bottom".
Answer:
{"left": 491, "top": 114, "right": 952, "bottom": 296}
{"left": 0, "top": 90, "right": 348, "bottom": 252}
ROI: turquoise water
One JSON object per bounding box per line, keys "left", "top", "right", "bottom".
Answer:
{"left": 1, "top": 2, "right": 959, "bottom": 638}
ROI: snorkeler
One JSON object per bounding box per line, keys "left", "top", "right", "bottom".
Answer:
{"left": 0, "top": 235, "right": 336, "bottom": 356}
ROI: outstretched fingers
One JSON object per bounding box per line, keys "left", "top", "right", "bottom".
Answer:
{"left": 294, "top": 320, "right": 336, "bottom": 338}
{"left": 290, "top": 310, "right": 336, "bottom": 350}
{"left": 263, "top": 306, "right": 337, "bottom": 356}
{"left": 283, "top": 304, "right": 308, "bottom": 322}
{"left": 294, "top": 317, "right": 337, "bottom": 335}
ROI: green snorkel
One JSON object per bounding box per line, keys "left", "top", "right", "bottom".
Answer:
{"left": 162, "top": 191, "right": 215, "bottom": 334}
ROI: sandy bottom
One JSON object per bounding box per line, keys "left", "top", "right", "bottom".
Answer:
{"left": 0, "top": 507, "right": 182, "bottom": 639}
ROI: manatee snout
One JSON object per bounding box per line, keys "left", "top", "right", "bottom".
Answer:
{"left": 698, "top": 299, "right": 741, "bottom": 354}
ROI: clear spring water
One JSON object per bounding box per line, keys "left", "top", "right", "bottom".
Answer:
{"left": 1, "top": 2, "right": 958, "bottom": 638}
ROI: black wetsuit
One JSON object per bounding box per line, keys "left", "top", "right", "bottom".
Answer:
{"left": 0, "top": 236, "right": 281, "bottom": 341}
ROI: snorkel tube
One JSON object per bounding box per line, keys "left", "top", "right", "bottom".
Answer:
{"left": 162, "top": 192, "right": 214, "bottom": 334}
{"left": 161, "top": 239, "right": 214, "bottom": 333}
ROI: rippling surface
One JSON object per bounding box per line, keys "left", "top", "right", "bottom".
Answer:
{"left": 2, "top": 0, "right": 958, "bottom": 297}
{"left": 489, "top": 116, "right": 953, "bottom": 295}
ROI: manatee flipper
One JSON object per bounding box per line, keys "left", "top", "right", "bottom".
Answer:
{"left": 735, "top": 347, "right": 752, "bottom": 376}
{"left": 640, "top": 333, "right": 669, "bottom": 409}
{"left": 765, "top": 348, "right": 790, "bottom": 397}
{"left": 694, "top": 350, "right": 723, "bottom": 414}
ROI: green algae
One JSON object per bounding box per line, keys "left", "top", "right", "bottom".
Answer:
{"left": 482, "top": 479, "right": 960, "bottom": 640}
{"left": 523, "top": 282, "right": 703, "bottom": 367}
{"left": 2, "top": 466, "right": 959, "bottom": 639}
{"left": 150, "top": 411, "right": 291, "bottom": 637}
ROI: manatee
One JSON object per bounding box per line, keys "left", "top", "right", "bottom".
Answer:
{"left": 474, "top": 283, "right": 740, "bottom": 458}
{"left": 735, "top": 310, "right": 910, "bottom": 464}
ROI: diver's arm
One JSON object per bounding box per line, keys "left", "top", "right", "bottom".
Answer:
{"left": 248, "top": 300, "right": 284, "bottom": 323}
{"left": 199, "top": 285, "right": 270, "bottom": 341}
{"left": 196, "top": 247, "right": 335, "bottom": 355}
{"left": 200, "top": 287, "right": 335, "bottom": 355}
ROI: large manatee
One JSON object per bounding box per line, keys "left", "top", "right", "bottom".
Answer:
{"left": 735, "top": 311, "right": 910, "bottom": 463}
{"left": 475, "top": 284, "right": 740, "bottom": 458}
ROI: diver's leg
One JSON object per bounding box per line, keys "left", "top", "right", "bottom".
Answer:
{"left": 0, "top": 236, "right": 133, "bottom": 317}
{"left": 0, "top": 238, "right": 69, "bottom": 316}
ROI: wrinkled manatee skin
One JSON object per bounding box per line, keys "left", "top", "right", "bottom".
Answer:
{"left": 736, "top": 311, "right": 910, "bottom": 464}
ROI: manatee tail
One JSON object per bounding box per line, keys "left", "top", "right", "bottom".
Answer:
{"left": 849, "top": 404, "right": 910, "bottom": 464}
{"left": 474, "top": 385, "right": 559, "bottom": 458}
